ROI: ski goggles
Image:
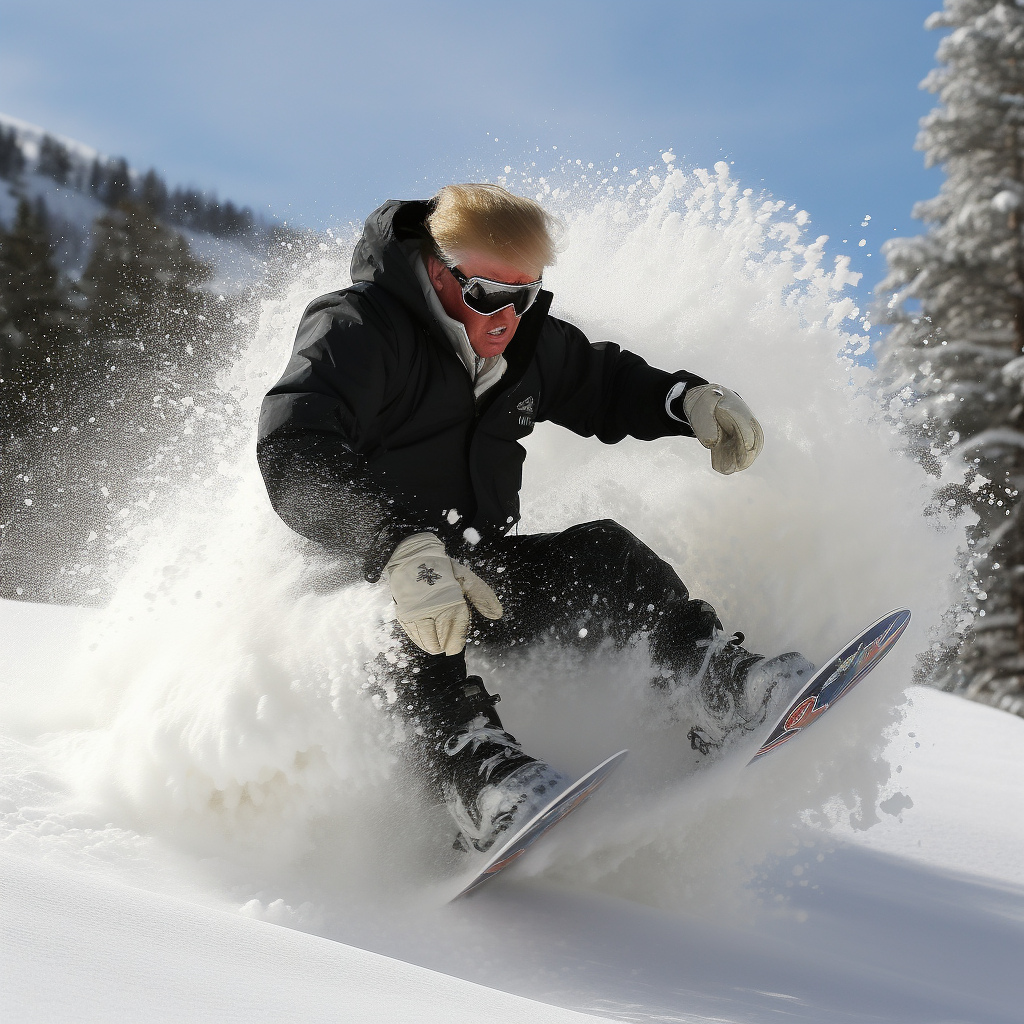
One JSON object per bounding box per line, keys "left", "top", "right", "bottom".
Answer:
{"left": 447, "top": 264, "right": 543, "bottom": 317}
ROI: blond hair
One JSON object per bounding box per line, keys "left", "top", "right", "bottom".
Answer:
{"left": 426, "top": 183, "right": 560, "bottom": 276}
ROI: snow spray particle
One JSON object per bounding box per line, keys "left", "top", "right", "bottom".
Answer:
{"left": 38, "top": 159, "right": 965, "bottom": 915}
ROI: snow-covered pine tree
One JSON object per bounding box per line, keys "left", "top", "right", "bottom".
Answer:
{"left": 80, "top": 199, "right": 214, "bottom": 348}
{"left": 876, "top": 0, "right": 1024, "bottom": 714}
{"left": 0, "top": 197, "right": 77, "bottom": 387}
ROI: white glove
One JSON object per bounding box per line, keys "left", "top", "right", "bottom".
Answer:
{"left": 385, "top": 533, "right": 503, "bottom": 656}
{"left": 682, "top": 383, "right": 764, "bottom": 475}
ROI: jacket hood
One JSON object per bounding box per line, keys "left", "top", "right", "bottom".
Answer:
{"left": 349, "top": 197, "right": 556, "bottom": 396}
{"left": 350, "top": 199, "right": 434, "bottom": 325}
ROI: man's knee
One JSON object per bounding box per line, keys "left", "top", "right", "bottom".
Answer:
{"left": 569, "top": 520, "right": 687, "bottom": 595}
{"left": 649, "top": 598, "right": 721, "bottom": 673}
{"left": 560, "top": 519, "right": 644, "bottom": 561}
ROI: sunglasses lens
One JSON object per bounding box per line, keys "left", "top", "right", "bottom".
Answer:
{"left": 463, "top": 279, "right": 541, "bottom": 316}
{"left": 513, "top": 281, "right": 542, "bottom": 315}
{"left": 461, "top": 281, "right": 497, "bottom": 314}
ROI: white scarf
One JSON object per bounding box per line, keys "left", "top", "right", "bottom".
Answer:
{"left": 411, "top": 252, "right": 507, "bottom": 400}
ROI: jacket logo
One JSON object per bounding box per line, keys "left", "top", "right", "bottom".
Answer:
{"left": 417, "top": 564, "right": 442, "bottom": 586}
{"left": 516, "top": 395, "right": 536, "bottom": 427}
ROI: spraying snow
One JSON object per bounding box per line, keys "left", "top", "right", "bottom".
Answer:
{"left": 3, "top": 160, "right": 995, "bottom": 1020}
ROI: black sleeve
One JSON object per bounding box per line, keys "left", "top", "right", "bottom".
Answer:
{"left": 256, "top": 290, "right": 452, "bottom": 583}
{"left": 537, "top": 316, "right": 708, "bottom": 443}
{"left": 256, "top": 432, "right": 452, "bottom": 583}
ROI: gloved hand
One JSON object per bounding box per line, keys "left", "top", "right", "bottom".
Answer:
{"left": 385, "top": 532, "right": 503, "bottom": 655}
{"left": 682, "top": 383, "right": 764, "bottom": 475}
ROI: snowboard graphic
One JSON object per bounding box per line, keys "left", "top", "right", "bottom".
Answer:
{"left": 453, "top": 749, "right": 627, "bottom": 900}
{"left": 748, "top": 608, "right": 911, "bottom": 765}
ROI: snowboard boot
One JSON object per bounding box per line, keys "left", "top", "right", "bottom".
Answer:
{"left": 686, "top": 632, "right": 814, "bottom": 755}
{"left": 435, "top": 677, "right": 569, "bottom": 854}
{"left": 741, "top": 650, "right": 815, "bottom": 728}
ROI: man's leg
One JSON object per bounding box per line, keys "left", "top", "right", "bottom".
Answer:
{"left": 368, "top": 629, "right": 468, "bottom": 787}
{"left": 370, "top": 626, "right": 568, "bottom": 853}
{"left": 466, "top": 519, "right": 812, "bottom": 736}
{"left": 468, "top": 519, "right": 716, "bottom": 662}
{"left": 371, "top": 519, "right": 810, "bottom": 843}
{"left": 368, "top": 519, "right": 700, "bottom": 846}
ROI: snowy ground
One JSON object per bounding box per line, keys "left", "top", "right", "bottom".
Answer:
{"left": 3, "top": 598, "right": 1023, "bottom": 1023}
{"left": 3, "top": 840, "right": 601, "bottom": 1024}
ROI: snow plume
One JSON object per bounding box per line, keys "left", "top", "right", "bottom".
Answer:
{"left": 35, "top": 160, "right": 963, "bottom": 919}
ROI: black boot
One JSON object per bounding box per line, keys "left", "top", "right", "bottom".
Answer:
{"left": 685, "top": 631, "right": 814, "bottom": 754}
{"left": 423, "top": 677, "right": 568, "bottom": 853}
{"left": 695, "top": 631, "right": 765, "bottom": 724}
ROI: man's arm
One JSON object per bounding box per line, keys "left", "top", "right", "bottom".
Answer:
{"left": 537, "top": 316, "right": 708, "bottom": 443}
{"left": 257, "top": 291, "right": 452, "bottom": 582}
{"left": 257, "top": 431, "right": 442, "bottom": 582}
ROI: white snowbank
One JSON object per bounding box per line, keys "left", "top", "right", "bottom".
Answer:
{"left": 1, "top": 848, "right": 603, "bottom": 1024}
{"left": 4, "top": 599, "right": 1023, "bottom": 1022}
{"left": 840, "top": 684, "right": 1024, "bottom": 886}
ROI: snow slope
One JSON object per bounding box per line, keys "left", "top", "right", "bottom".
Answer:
{"left": 3, "top": 598, "right": 1024, "bottom": 1022}
{"left": 3, "top": 164, "right": 1022, "bottom": 1021}
{"left": 2, "top": 845, "right": 604, "bottom": 1024}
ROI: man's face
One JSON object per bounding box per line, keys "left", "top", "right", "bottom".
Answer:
{"left": 426, "top": 251, "right": 540, "bottom": 359}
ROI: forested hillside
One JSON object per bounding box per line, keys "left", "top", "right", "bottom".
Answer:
{"left": 0, "top": 116, "right": 297, "bottom": 604}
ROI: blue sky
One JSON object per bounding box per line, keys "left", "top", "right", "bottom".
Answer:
{"left": 2, "top": 0, "right": 944, "bottom": 288}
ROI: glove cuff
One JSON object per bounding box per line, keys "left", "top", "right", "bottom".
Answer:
{"left": 388, "top": 532, "right": 446, "bottom": 567}
{"left": 665, "top": 371, "right": 710, "bottom": 426}
{"left": 665, "top": 381, "right": 688, "bottom": 423}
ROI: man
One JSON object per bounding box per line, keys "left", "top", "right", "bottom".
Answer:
{"left": 258, "top": 184, "right": 812, "bottom": 854}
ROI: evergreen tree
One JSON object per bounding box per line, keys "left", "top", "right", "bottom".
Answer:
{"left": 0, "top": 196, "right": 79, "bottom": 579}
{"left": 36, "top": 135, "right": 73, "bottom": 185}
{"left": 141, "top": 168, "right": 168, "bottom": 216}
{"left": 103, "top": 157, "right": 132, "bottom": 206}
{"left": 88, "top": 157, "right": 106, "bottom": 196}
{"left": 875, "top": 0, "right": 1024, "bottom": 713}
{"left": 169, "top": 186, "right": 202, "bottom": 230}
{"left": 80, "top": 200, "right": 213, "bottom": 347}
{"left": 0, "top": 197, "right": 76, "bottom": 379}
{"left": 0, "top": 125, "right": 25, "bottom": 180}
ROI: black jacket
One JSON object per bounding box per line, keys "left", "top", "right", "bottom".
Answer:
{"left": 257, "top": 199, "right": 705, "bottom": 582}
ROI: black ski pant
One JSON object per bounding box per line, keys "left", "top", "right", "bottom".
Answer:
{"left": 378, "top": 519, "right": 732, "bottom": 723}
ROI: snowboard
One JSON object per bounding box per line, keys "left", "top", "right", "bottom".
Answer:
{"left": 452, "top": 609, "right": 909, "bottom": 898}
{"left": 452, "top": 749, "right": 628, "bottom": 900}
{"left": 747, "top": 608, "right": 911, "bottom": 765}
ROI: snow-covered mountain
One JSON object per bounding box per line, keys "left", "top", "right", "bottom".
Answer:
{"left": 0, "top": 111, "right": 103, "bottom": 165}
{"left": 0, "top": 112, "right": 267, "bottom": 291}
